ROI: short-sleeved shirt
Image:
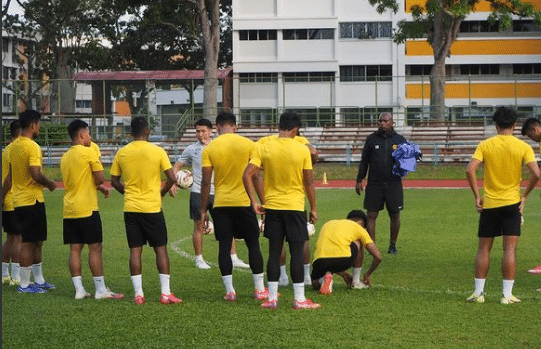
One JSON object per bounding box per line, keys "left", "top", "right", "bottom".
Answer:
{"left": 177, "top": 141, "right": 215, "bottom": 195}
{"left": 9, "top": 136, "right": 45, "bottom": 207}
{"left": 90, "top": 142, "right": 101, "bottom": 158}
{"left": 2, "top": 142, "right": 16, "bottom": 211}
{"left": 250, "top": 137, "right": 312, "bottom": 211}
{"left": 472, "top": 134, "right": 536, "bottom": 209}
{"left": 110, "top": 141, "right": 172, "bottom": 213}
{"left": 313, "top": 219, "right": 373, "bottom": 259}
{"left": 201, "top": 133, "right": 255, "bottom": 207}
{"left": 258, "top": 135, "right": 310, "bottom": 146}
{"left": 61, "top": 145, "right": 104, "bottom": 218}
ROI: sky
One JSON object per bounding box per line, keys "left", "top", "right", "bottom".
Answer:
{"left": 3, "top": 0, "right": 25, "bottom": 16}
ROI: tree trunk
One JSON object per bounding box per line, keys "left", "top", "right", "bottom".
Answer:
{"left": 56, "top": 45, "right": 75, "bottom": 115}
{"left": 429, "top": 61, "right": 446, "bottom": 122}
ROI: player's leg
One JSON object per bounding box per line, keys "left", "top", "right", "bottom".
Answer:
{"left": 302, "top": 240, "right": 311, "bottom": 285}
{"left": 235, "top": 208, "right": 265, "bottom": 297}
{"left": 231, "top": 238, "right": 250, "bottom": 268}
{"left": 212, "top": 208, "right": 236, "bottom": 300}
{"left": 278, "top": 244, "right": 289, "bottom": 286}
{"left": 30, "top": 202, "right": 53, "bottom": 289}
{"left": 385, "top": 183, "right": 403, "bottom": 254}
{"left": 2, "top": 234, "right": 14, "bottom": 283}
{"left": 10, "top": 233, "right": 21, "bottom": 284}
{"left": 190, "top": 192, "right": 211, "bottom": 269}
{"left": 69, "top": 243, "right": 90, "bottom": 299}
{"left": 388, "top": 211, "right": 400, "bottom": 254}
{"left": 125, "top": 212, "right": 145, "bottom": 302}
{"left": 500, "top": 204, "right": 521, "bottom": 303}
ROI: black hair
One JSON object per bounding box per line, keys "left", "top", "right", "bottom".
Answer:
{"left": 130, "top": 116, "right": 149, "bottom": 137}
{"left": 278, "top": 112, "right": 303, "bottom": 131}
{"left": 67, "top": 119, "right": 89, "bottom": 141}
{"left": 346, "top": 210, "right": 367, "bottom": 226}
{"left": 10, "top": 120, "right": 21, "bottom": 138}
{"left": 521, "top": 117, "right": 541, "bottom": 136}
{"left": 195, "top": 118, "right": 213, "bottom": 129}
{"left": 215, "top": 112, "right": 236, "bottom": 127}
{"left": 18, "top": 109, "right": 41, "bottom": 130}
{"left": 492, "top": 107, "right": 517, "bottom": 130}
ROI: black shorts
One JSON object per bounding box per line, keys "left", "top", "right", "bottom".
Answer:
{"left": 190, "top": 192, "right": 214, "bottom": 220}
{"left": 210, "top": 207, "right": 259, "bottom": 242}
{"left": 364, "top": 182, "right": 404, "bottom": 213}
{"left": 478, "top": 203, "right": 521, "bottom": 238}
{"left": 2, "top": 210, "right": 17, "bottom": 235}
{"left": 311, "top": 243, "right": 359, "bottom": 280}
{"left": 63, "top": 211, "right": 103, "bottom": 245}
{"left": 264, "top": 209, "right": 308, "bottom": 244}
{"left": 124, "top": 211, "right": 168, "bottom": 248}
{"left": 14, "top": 201, "right": 47, "bottom": 243}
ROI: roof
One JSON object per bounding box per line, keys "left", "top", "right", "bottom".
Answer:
{"left": 73, "top": 67, "right": 232, "bottom": 82}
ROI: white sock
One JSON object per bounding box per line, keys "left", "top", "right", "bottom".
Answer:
{"left": 268, "top": 281, "right": 279, "bottom": 301}
{"left": 231, "top": 253, "right": 239, "bottom": 261}
{"left": 293, "top": 282, "right": 306, "bottom": 302}
{"left": 252, "top": 273, "right": 265, "bottom": 292}
{"left": 352, "top": 267, "right": 362, "bottom": 284}
{"left": 11, "top": 263, "right": 20, "bottom": 279}
{"left": 31, "top": 263, "right": 45, "bottom": 284}
{"left": 279, "top": 265, "right": 287, "bottom": 279}
{"left": 72, "top": 276, "right": 85, "bottom": 292}
{"left": 474, "top": 278, "right": 486, "bottom": 296}
{"left": 93, "top": 276, "right": 107, "bottom": 294}
{"left": 304, "top": 264, "right": 311, "bottom": 282}
{"left": 159, "top": 274, "right": 171, "bottom": 295}
{"left": 131, "top": 274, "right": 144, "bottom": 297}
{"left": 20, "top": 267, "right": 31, "bottom": 288}
{"left": 502, "top": 279, "right": 514, "bottom": 298}
{"left": 2, "top": 262, "right": 9, "bottom": 277}
{"left": 222, "top": 274, "right": 235, "bottom": 294}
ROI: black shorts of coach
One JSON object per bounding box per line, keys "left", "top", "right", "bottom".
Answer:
{"left": 13, "top": 201, "right": 47, "bottom": 243}
{"left": 364, "top": 181, "right": 404, "bottom": 213}
{"left": 189, "top": 192, "right": 214, "bottom": 220}
{"left": 2, "top": 210, "right": 18, "bottom": 235}
{"left": 63, "top": 211, "right": 103, "bottom": 245}
{"left": 263, "top": 209, "right": 308, "bottom": 243}
{"left": 311, "top": 243, "right": 359, "bottom": 281}
{"left": 124, "top": 211, "right": 168, "bottom": 248}
{"left": 478, "top": 202, "right": 521, "bottom": 238}
{"left": 210, "top": 206, "right": 259, "bottom": 242}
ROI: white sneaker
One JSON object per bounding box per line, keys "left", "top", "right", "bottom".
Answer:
{"left": 501, "top": 295, "right": 521, "bottom": 304}
{"left": 278, "top": 275, "right": 289, "bottom": 287}
{"left": 95, "top": 288, "right": 125, "bottom": 300}
{"left": 232, "top": 258, "right": 250, "bottom": 268}
{"left": 351, "top": 281, "right": 369, "bottom": 289}
{"left": 196, "top": 259, "right": 211, "bottom": 269}
{"left": 75, "top": 290, "right": 92, "bottom": 300}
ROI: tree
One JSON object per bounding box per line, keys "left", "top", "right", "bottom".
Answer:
{"left": 369, "top": 0, "right": 541, "bottom": 120}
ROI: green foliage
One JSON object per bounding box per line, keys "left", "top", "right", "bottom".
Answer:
{"left": 34, "top": 123, "right": 70, "bottom": 146}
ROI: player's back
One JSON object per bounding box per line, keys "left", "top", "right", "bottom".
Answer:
{"left": 9, "top": 136, "right": 44, "bottom": 206}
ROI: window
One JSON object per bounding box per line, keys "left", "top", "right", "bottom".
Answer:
{"left": 283, "top": 72, "right": 334, "bottom": 82}
{"left": 3, "top": 93, "right": 12, "bottom": 108}
{"left": 513, "top": 64, "right": 541, "bottom": 74}
{"left": 283, "top": 29, "right": 334, "bottom": 40}
{"left": 339, "top": 22, "right": 392, "bottom": 39}
{"left": 239, "top": 73, "right": 278, "bottom": 83}
{"left": 513, "top": 20, "right": 541, "bottom": 32}
{"left": 340, "top": 65, "right": 392, "bottom": 82}
{"left": 408, "top": 65, "right": 432, "bottom": 76}
{"left": 459, "top": 21, "right": 498, "bottom": 33}
{"left": 239, "top": 30, "right": 277, "bottom": 41}
{"left": 2, "top": 38, "right": 9, "bottom": 52}
{"left": 75, "top": 100, "right": 92, "bottom": 109}
{"left": 459, "top": 64, "right": 500, "bottom": 75}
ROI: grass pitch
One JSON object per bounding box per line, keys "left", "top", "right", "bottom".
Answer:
{"left": 2, "top": 188, "right": 541, "bottom": 348}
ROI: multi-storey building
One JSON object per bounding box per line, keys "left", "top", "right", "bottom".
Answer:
{"left": 232, "top": 0, "right": 541, "bottom": 126}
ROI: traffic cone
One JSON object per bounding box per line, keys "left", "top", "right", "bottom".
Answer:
{"left": 323, "top": 172, "right": 328, "bottom": 185}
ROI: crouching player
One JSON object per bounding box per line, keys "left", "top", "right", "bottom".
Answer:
{"left": 311, "top": 210, "right": 382, "bottom": 296}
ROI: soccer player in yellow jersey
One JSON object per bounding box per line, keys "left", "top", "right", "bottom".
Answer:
{"left": 3, "top": 110, "right": 57, "bottom": 294}
{"left": 61, "top": 120, "right": 124, "bottom": 300}
{"left": 110, "top": 117, "right": 181, "bottom": 305}
{"left": 311, "top": 210, "right": 382, "bottom": 296}
{"left": 200, "top": 112, "right": 267, "bottom": 303}
{"left": 244, "top": 112, "right": 320, "bottom": 309}
{"left": 2, "top": 121, "right": 22, "bottom": 286}
{"left": 521, "top": 117, "right": 541, "bottom": 282}
{"left": 466, "top": 107, "right": 540, "bottom": 304}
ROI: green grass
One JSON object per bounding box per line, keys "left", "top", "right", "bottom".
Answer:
{"left": 3, "top": 189, "right": 541, "bottom": 348}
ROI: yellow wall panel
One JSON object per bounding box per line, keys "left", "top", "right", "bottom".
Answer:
{"left": 405, "top": 0, "right": 541, "bottom": 12}
{"left": 406, "top": 82, "right": 541, "bottom": 99}
{"left": 406, "top": 39, "right": 541, "bottom": 56}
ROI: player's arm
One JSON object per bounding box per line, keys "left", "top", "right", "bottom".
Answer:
{"left": 2, "top": 165, "right": 12, "bottom": 204}
{"left": 92, "top": 170, "right": 110, "bottom": 198}
{"left": 168, "top": 160, "right": 186, "bottom": 197}
{"left": 161, "top": 168, "right": 176, "bottom": 197}
{"left": 362, "top": 242, "right": 382, "bottom": 286}
{"left": 465, "top": 158, "right": 483, "bottom": 212}
{"left": 355, "top": 138, "right": 371, "bottom": 195}
{"left": 199, "top": 166, "right": 213, "bottom": 229}
{"left": 520, "top": 161, "right": 541, "bottom": 212}
{"left": 303, "top": 168, "right": 318, "bottom": 223}
{"left": 29, "top": 166, "right": 56, "bottom": 192}
{"left": 307, "top": 144, "right": 319, "bottom": 165}
{"left": 110, "top": 175, "right": 124, "bottom": 195}
{"left": 243, "top": 163, "right": 265, "bottom": 215}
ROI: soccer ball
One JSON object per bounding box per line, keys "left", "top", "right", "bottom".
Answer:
{"left": 307, "top": 223, "right": 316, "bottom": 236}
{"left": 204, "top": 221, "right": 214, "bottom": 235}
{"left": 176, "top": 170, "right": 193, "bottom": 189}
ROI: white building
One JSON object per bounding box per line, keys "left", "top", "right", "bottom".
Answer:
{"left": 232, "top": 0, "right": 541, "bottom": 126}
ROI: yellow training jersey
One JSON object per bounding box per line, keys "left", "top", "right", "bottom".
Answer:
{"left": 61, "top": 145, "right": 103, "bottom": 218}
{"left": 258, "top": 134, "right": 310, "bottom": 146}
{"left": 472, "top": 134, "right": 536, "bottom": 209}
{"left": 250, "top": 137, "right": 312, "bottom": 211}
{"left": 9, "top": 136, "right": 44, "bottom": 207}
{"left": 201, "top": 133, "right": 255, "bottom": 207}
{"left": 110, "top": 141, "right": 172, "bottom": 213}
{"left": 90, "top": 141, "right": 101, "bottom": 158}
{"left": 313, "top": 219, "right": 373, "bottom": 259}
{"left": 2, "top": 142, "right": 16, "bottom": 211}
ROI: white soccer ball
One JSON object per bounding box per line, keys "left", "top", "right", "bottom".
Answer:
{"left": 204, "top": 221, "right": 214, "bottom": 235}
{"left": 176, "top": 170, "right": 193, "bottom": 189}
{"left": 307, "top": 222, "right": 316, "bottom": 236}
